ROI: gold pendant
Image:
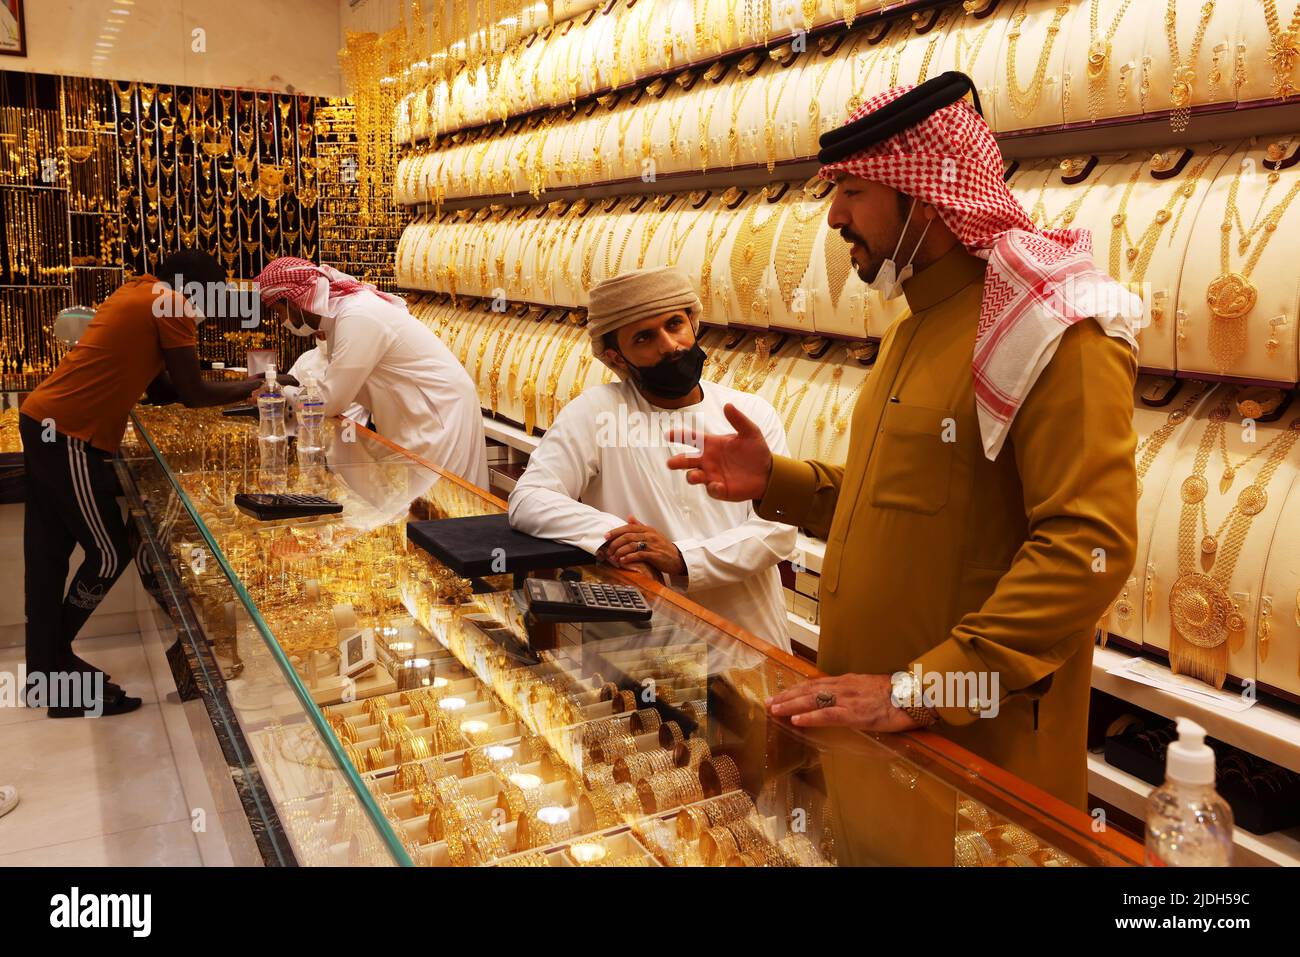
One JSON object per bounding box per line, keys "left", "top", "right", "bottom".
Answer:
{"left": 1201, "top": 535, "right": 1218, "bottom": 557}
{"left": 1206, "top": 272, "right": 1258, "bottom": 321}
{"left": 1180, "top": 475, "right": 1208, "bottom": 503}
{"left": 1169, "top": 572, "right": 1230, "bottom": 649}
{"left": 1237, "top": 483, "right": 1268, "bottom": 516}
{"left": 1086, "top": 39, "right": 1110, "bottom": 79}
{"left": 1219, "top": 467, "right": 1234, "bottom": 494}
{"left": 1170, "top": 69, "right": 1195, "bottom": 108}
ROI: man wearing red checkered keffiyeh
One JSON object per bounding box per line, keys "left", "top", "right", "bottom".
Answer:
{"left": 668, "top": 73, "right": 1139, "bottom": 832}
{"left": 252, "top": 257, "right": 489, "bottom": 486}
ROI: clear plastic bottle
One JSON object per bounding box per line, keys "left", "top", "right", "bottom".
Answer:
{"left": 296, "top": 372, "right": 326, "bottom": 455}
{"left": 1144, "top": 718, "right": 1233, "bottom": 866}
{"left": 256, "top": 367, "right": 287, "bottom": 490}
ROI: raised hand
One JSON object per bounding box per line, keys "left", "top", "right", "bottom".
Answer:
{"left": 666, "top": 402, "right": 773, "bottom": 502}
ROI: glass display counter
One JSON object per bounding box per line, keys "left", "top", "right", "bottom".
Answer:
{"left": 116, "top": 405, "right": 1143, "bottom": 867}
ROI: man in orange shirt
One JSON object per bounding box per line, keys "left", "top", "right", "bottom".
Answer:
{"left": 21, "top": 251, "right": 262, "bottom": 717}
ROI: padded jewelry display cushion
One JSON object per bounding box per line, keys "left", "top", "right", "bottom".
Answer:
{"left": 406, "top": 514, "right": 596, "bottom": 578}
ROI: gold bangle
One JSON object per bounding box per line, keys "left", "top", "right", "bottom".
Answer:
{"left": 631, "top": 707, "right": 661, "bottom": 733}
{"left": 614, "top": 690, "right": 636, "bottom": 713}
{"left": 582, "top": 762, "right": 616, "bottom": 790}
{"left": 412, "top": 782, "right": 436, "bottom": 815}
{"left": 597, "top": 732, "right": 637, "bottom": 763}
{"left": 364, "top": 695, "right": 391, "bottom": 721}
{"left": 701, "top": 754, "right": 740, "bottom": 796}
{"left": 674, "top": 738, "right": 711, "bottom": 769}
{"left": 676, "top": 805, "right": 709, "bottom": 840}
{"left": 706, "top": 791, "right": 755, "bottom": 826}
{"left": 701, "top": 824, "right": 740, "bottom": 865}
{"left": 726, "top": 817, "right": 766, "bottom": 854}
{"left": 395, "top": 762, "right": 424, "bottom": 792}
{"left": 658, "top": 720, "right": 684, "bottom": 749}
{"left": 366, "top": 746, "right": 385, "bottom": 771}
{"left": 519, "top": 807, "right": 574, "bottom": 849}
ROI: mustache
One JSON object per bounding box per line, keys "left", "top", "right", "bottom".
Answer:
{"left": 839, "top": 227, "right": 867, "bottom": 248}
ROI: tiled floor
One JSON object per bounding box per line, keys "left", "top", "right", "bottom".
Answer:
{"left": 0, "top": 632, "right": 204, "bottom": 866}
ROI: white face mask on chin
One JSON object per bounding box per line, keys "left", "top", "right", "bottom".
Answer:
{"left": 281, "top": 313, "right": 316, "bottom": 337}
{"left": 868, "top": 197, "right": 935, "bottom": 301}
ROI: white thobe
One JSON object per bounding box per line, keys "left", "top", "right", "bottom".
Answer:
{"left": 508, "top": 378, "right": 796, "bottom": 651}
{"left": 285, "top": 343, "right": 369, "bottom": 425}
{"left": 316, "top": 290, "right": 489, "bottom": 487}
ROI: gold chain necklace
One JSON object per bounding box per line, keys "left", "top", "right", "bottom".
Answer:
{"left": 1206, "top": 156, "right": 1300, "bottom": 368}
{"left": 775, "top": 197, "right": 824, "bottom": 312}
{"left": 1005, "top": 3, "right": 1071, "bottom": 120}
{"left": 1029, "top": 165, "right": 1104, "bottom": 230}
{"left": 729, "top": 199, "right": 785, "bottom": 326}
{"left": 1109, "top": 152, "right": 1216, "bottom": 285}
{"left": 1134, "top": 384, "right": 1208, "bottom": 498}
{"left": 1165, "top": 0, "right": 1217, "bottom": 133}
{"left": 1086, "top": 0, "right": 1137, "bottom": 122}
{"left": 1171, "top": 391, "right": 1300, "bottom": 685}
{"left": 1264, "top": 0, "right": 1300, "bottom": 98}
{"left": 771, "top": 357, "right": 827, "bottom": 433}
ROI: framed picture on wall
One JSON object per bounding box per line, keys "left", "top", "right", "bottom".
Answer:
{"left": 0, "top": 0, "right": 25, "bottom": 58}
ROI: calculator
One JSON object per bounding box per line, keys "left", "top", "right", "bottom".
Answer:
{"left": 234, "top": 493, "right": 343, "bottom": 521}
{"left": 523, "top": 578, "right": 652, "bottom": 623}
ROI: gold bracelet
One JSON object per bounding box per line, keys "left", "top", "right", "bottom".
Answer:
{"left": 725, "top": 817, "right": 766, "bottom": 854}
{"left": 701, "top": 824, "right": 740, "bottom": 865}
{"left": 658, "top": 721, "right": 685, "bottom": 749}
{"left": 701, "top": 754, "right": 741, "bottom": 796}
{"left": 631, "top": 708, "right": 661, "bottom": 733}
{"left": 520, "top": 807, "right": 574, "bottom": 849}
{"left": 395, "top": 762, "right": 424, "bottom": 792}
{"left": 366, "top": 746, "right": 384, "bottom": 771}
{"left": 614, "top": 690, "right": 637, "bottom": 713}
{"left": 674, "top": 738, "right": 711, "bottom": 769}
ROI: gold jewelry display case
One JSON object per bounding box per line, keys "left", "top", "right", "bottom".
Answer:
{"left": 115, "top": 404, "right": 1141, "bottom": 867}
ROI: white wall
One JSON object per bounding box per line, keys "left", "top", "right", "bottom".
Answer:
{"left": 7, "top": 0, "right": 343, "bottom": 96}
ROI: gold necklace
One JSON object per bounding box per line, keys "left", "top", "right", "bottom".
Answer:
{"left": 824, "top": 224, "right": 854, "bottom": 314}
{"left": 1134, "top": 384, "right": 1208, "bottom": 498}
{"left": 771, "top": 357, "right": 827, "bottom": 433}
{"left": 1029, "top": 165, "right": 1105, "bottom": 230}
{"left": 1170, "top": 392, "right": 1300, "bottom": 686}
{"left": 1263, "top": 0, "right": 1300, "bottom": 99}
{"left": 1005, "top": 3, "right": 1071, "bottom": 120}
{"left": 1206, "top": 156, "right": 1300, "bottom": 368}
{"left": 520, "top": 325, "right": 554, "bottom": 434}
{"left": 763, "top": 68, "right": 795, "bottom": 173}
{"left": 1108, "top": 152, "right": 1216, "bottom": 286}
{"left": 805, "top": 48, "right": 845, "bottom": 157}
{"left": 774, "top": 196, "right": 824, "bottom": 313}
{"left": 1165, "top": 0, "right": 1217, "bottom": 133}
{"left": 953, "top": 12, "right": 995, "bottom": 79}
{"left": 729, "top": 199, "right": 785, "bottom": 325}
{"left": 1086, "top": 0, "right": 1137, "bottom": 122}
{"left": 544, "top": 325, "right": 586, "bottom": 423}
{"left": 698, "top": 202, "right": 734, "bottom": 323}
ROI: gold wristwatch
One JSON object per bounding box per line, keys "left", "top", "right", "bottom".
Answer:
{"left": 891, "top": 671, "right": 937, "bottom": 728}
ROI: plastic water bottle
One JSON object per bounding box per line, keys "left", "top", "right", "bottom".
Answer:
{"left": 1144, "top": 718, "right": 1233, "bottom": 866}
{"left": 257, "top": 367, "right": 287, "bottom": 490}
{"left": 296, "top": 372, "right": 326, "bottom": 455}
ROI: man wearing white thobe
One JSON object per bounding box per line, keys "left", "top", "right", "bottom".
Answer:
{"left": 508, "top": 266, "right": 795, "bottom": 651}
{"left": 255, "top": 258, "right": 489, "bottom": 487}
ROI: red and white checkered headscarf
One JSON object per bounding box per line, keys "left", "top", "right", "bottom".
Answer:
{"left": 255, "top": 257, "right": 406, "bottom": 318}
{"left": 820, "top": 86, "right": 1139, "bottom": 460}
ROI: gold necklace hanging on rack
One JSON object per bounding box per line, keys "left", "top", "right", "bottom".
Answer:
{"left": 1005, "top": 3, "right": 1071, "bottom": 120}
{"left": 1165, "top": 0, "right": 1217, "bottom": 133}
{"left": 1170, "top": 391, "right": 1300, "bottom": 686}
{"left": 1133, "top": 384, "right": 1207, "bottom": 499}
{"left": 1086, "top": 0, "right": 1137, "bottom": 122}
{"left": 1206, "top": 154, "right": 1300, "bottom": 368}
{"left": 1264, "top": 0, "right": 1300, "bottom": 99}
{"left": 729, "top": 200, "right": 785, "bottom": 325}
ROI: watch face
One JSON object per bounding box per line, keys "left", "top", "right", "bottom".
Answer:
{"left": 890, "top": 672, "right": 917, "bottom": 707}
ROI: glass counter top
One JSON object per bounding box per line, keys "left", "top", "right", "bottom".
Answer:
{"left": 118, "top": 404, "right": 1143, "bottom": 868}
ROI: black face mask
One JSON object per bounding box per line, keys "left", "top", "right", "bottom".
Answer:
{"left": 622, "top": 342, "right": 707, "bottom": 399}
